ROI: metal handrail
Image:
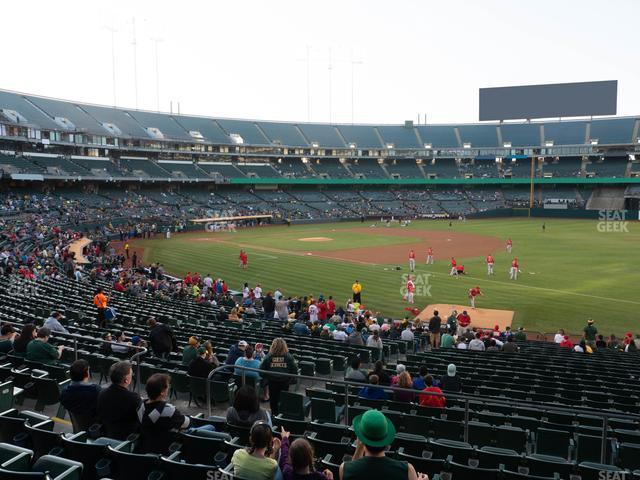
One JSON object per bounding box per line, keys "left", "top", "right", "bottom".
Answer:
{"left": 207, "top": 364, "right": 636, "bottom": 463}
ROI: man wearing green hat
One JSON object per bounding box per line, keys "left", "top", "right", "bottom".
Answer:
{"left": 339, "top": 409, "right": 427, "bottom": 479}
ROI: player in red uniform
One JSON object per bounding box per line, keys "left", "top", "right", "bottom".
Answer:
{"left": 510, "top": 257, "right": 519, "bottom": 280}
{"left": 426, "top": 247, "right": 434, "bottom": 265}
{"left": 408, "top": 249, "right": 416, "bottom": 272}
{"left": 239, "top": 250, "right": 248, "bottom": 269}
{"left": 506, "top": 238, "right": 513, "bottom": 253}
{"left": 405, "top": 275, "right": 416, "bottom": 304}
{"left": 468, "top": 286, "right": 483, "bottom": 309}
{"left": 449, "top": 257, "right": 458, "bottom": 277}
{"left": 486, "top": 254, "right": 495, "bottom": 275}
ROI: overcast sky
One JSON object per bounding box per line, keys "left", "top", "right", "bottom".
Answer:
{"left": 3, "top": 0, "right": 639, "bottom": 125}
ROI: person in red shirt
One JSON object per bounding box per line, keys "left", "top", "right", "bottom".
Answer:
{"left": 560, "top": 335, "right": 573, "bottom": 348}
{"left": 184, "top": 272, "right": 192, "bottom": 286}
{"left": 408, "top": 250, "right": 416, "bottom": 272}
{"left": 456, "top": 310, "right": 471, "bottom": 335}
{"left": 317, "top": 299, "right": 328, "bottom": 322}
{"left": 239, "top": 250, "right": 248, "bottom": 269}
{"left": 506, "top": 238, "right": 513, "bottom": 253}
{"left": 326, "top": 296, "right": 336, "bottom": 316}
{"left": 419, "top": 375, "right": 446, "bottom": 409}
{"left": 468, "top": 286, "right": 483, "bottom": 309}
{"left": 449, "top": 257, "right": 458, "bottom": 277}
{"left": 510, "top": 257, "right": 519, "bottom": 280}
{"left": 486, "top": 254, "right": 495, "bottom": 275}
{"left": 426, "top": 247, "right": 434, "bottom": 265}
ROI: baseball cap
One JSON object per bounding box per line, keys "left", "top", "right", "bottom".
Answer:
{"left": 238, "top": 340, "right": 248, "bottom": 347}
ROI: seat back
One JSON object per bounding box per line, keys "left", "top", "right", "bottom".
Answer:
{"left": 535, "top": 427, "right": 571, "bottom": 458}
{"left": 108, "top": 446, "right": 161, "bottom": 480}
{"left": 24, "top": 421, "right": 61, "bottom": 460}
{"left": 311, "top": 398, "right": 337, "bottom": 423}
{"left": 278, "top": 391, "right": 305, "bottom": 420}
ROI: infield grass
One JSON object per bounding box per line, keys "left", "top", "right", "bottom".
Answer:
{"left": 135, "top": 218, "right": 640, "bottom": 336}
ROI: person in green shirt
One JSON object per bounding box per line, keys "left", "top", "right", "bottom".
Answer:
{"left": 231, "top": 421, "right": 282, "bottom": 480}
{"left": 181, "top": 336, "right": 199, "bottom": 365}
{"left": 26, "top": 327, "right": 64, "bottom": 365}
{"left": 514, "top": 327, "right": 527, "bottom": 342}
{"left": 0, "top": 324, "right": 16, "bottom": 354}
{"left": 446, "top": 310, "right": 458, "bottom": 335}
{"left": 440, "top": 331, "right": 455, "bottom": 348}
{"left": 583, "top": 319, "right": 598, "bottom": 347}
{"left": 260, "top": 338, "right": 298, "bottom": 416}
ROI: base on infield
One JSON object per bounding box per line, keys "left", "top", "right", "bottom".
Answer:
{"left": 416, "top": 304, "right": 515, "bottom": 331}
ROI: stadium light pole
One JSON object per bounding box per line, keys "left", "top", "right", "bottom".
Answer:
{"left": 150, "top": 37, "right": 164, "bottom": 112}
{"left": 350, "top": 50, "right": 363, "bottom": 125}
{"left": 131, "top": 17, "right": 139, "bottom": 109}
{"left": 103, "top": 24, "right": 118, "bottom": 107}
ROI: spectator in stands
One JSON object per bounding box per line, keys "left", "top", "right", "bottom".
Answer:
{"left": 502, "top": 336, "right": 519, "bottom": 353}
{"left": 0, "top": 324, "right": 16, "bottom": 353}
{"left": 203, "top": 341, "right": 220, "bottom": 367}
{"left": 428, "top": 310, "right": 442, "bottom": 349}
{"left": 391, "top": 364, "right": 406, "bottom": 385}
{"left": 345, "top": 357, "right": 368, "bottom": 383}
{"left": 231, "top": 420, "right": 282, "bottom": 479}
{"left": 275, "top": 296, "right": 290, "bottom": 322}
{"left": 111, "top": 331, "right": 131, "bottom": 355}
{"left": 26, "top": 327, "right": 64, "bottom": 365}
{"left": 419, "top": 375, "right": 446, "bottom": 409}
{"left": 226, "top": 385, "right": 272, "bottom": 427}
{"left": 260, "top": 338, "right": 298, "bottom": 416}
{"left": 137, "top": 373, "right": 190, "bottom": 454}
{"left": 393, "top": 371, "right": 415, "bottom": 403}
{"left": 369, "top": 360, "right": 391, "bottom": 386}
{"left": 358, "top": 375, "right": 388, "bottom": 401}
{"left": 43, "top": 311, "right": 68, "bottom": 334}
{"left": 400, "top": 323, "right": 414, "bottom": 342}
{"left": 607, "top": 334, "right": 621, "bottom": 350}
{"left": 235, "top": 345, "right": 261, "bottom": 380}
{"left": 440, "top": 364, "right": 462, "bottom": 393}
{"left": 187, "top": 347, "right": 214, "bottom": 378}
{"left": 279, "top": 434, "right": 333, "bottom": 480}
{"left": 456, "top": 337, "right": 469, "bottom": 350}
{"left": 60, "top": 359, "right": 102, "bottom": 432}
{"left": 333, "top": 325, "right": 348, "bottom": 341}
{"left": 583, "top": 319, "right": 598, "bottom": 348}
{"left": 514, "top": 327, "right": 527, "bottom": 341}
{"left": 181, "top": 336, "right": 199, "bottom": 365}
{"left": 574, "top": 339, "right": 593, "bottom": 354}
{"left": 558, "top": 335, "right": 573, "bottom": 348}
{"left": 554, "top": 329, "right": 565, "bottom": 344}
{"left": 347, "top": 325, "right": 364, "bottom": 346}
{"left": 595, "top": 334, "right": 607, "bottom": 349}
{"left": 468, "top": 332, "right": 486, "bottom": 351}
{"left": 12, "top": 323, "right": 37, "bottom": 356}
{"left": 366, "top": 329, "right": 383, "bottom": 357}
{"left": 293, "top": 319, "right": 311, "bottom": 336}
{"left": 634, "top": 334, "right": 640, "bottom": 350}
{"left": 456, "top": 310, "right": 471, "bottom": 335}
{"left": 97, "top": 361, "right": 141, "bottom": 440}
{"left": 227, "top": 340, "right": 248, "bottom": 365}
{"left": 93, "top": 288, "right": 109, "bottom": 329}
{"left": 412, "top": 366, "right": 429, "bottom": 390}
{"left": 339, "top": 410, "right": 426, "bottom": 480}
{"left": 147, "top": 317, "right": 176, "bottom": 359}
{"left": 99, "top": 332, "right": 113, "bottom": 355}
{"left": 440, "top": 330, "right": 455, "bottom": 348}
{"left": 487, "top": 339, "right": 500, "bottom": 352}
{"left": 262, "top": 292, "right": 275, "bottom": 320}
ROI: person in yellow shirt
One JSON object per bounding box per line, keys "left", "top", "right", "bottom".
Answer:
{"left": 352, "top": 280, "right": 362, "bottom": 303}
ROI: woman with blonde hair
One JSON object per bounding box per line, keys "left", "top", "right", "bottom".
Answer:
{"left": 393, "top": 371, "right": 415, "bottom": 403}
{"left": 203, "top": 340, "right": 220, "bottom": 368}
{"left": 260, "top": 338, "right": 298, "bottom": 415}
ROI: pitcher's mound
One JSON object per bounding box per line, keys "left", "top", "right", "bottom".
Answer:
{"left": 298, "top": 237, "right": 333, "bottom": 242}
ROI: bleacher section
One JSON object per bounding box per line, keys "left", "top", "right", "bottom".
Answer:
{"left": 543, "top": 157, "right": 583, "bottom": 178}
{"left": 585, "top": 156, "right": 629, "bottom": 178}
{"left": 423, "top": 158, "right": 460, "bottom": 178}
{"left": 308, "top": 158, "right": 351, "bottom": 178}
{"left": 386, "top": 159, "right": 424, "bottom": 178}
{"left": 119, "top": 157, "right": 171, "bottom": 178}
{"left": 347, "top": 158, "right": 387, "bottom": 178}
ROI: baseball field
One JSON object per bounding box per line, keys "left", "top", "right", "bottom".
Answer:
{"left": 131, "top": 218, "right": 640, "bottom": 336}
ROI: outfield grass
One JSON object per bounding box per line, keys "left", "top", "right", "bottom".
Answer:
{"left": 135, "top": 218, "right": 640, "bottom": 336}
